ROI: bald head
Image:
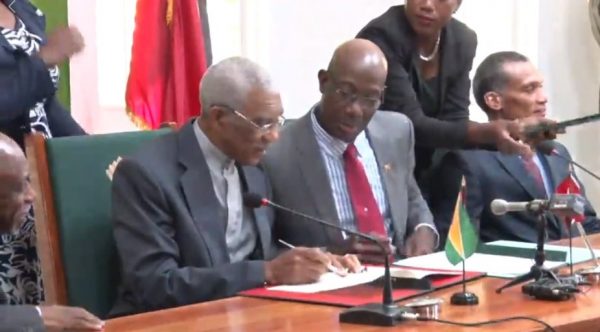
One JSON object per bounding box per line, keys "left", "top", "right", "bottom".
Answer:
{"left": 0, "top": 133, "right": 33, "bottom": 234}
{"left": 0, "top": 132, "right": 24, "bottom": 172}
{"left": 327, "top": 39, "right": 388, "bottom": 81}
{"left": 316, "top": 39, "right": 388, "bottom": 143}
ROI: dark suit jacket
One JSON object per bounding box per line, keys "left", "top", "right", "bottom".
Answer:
{"left": 263, "top": 109, "right": 434, "bottom": 251}
{"left": 110, "top": 122, "right": 278, "bottom": 317}
{"left": 429, "top": 142, "right": 600, "bottom": 244}
{"left": 0, "top": 0, "right": 85, "bottom": 149}
{"left": 357, "top": 5, "right": 477, "bottom": 179}
{"left": 0, "top": 305, "right": 44, "bottom": 332}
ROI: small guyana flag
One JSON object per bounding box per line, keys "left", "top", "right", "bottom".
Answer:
{"left": 445, "top": 177, "right": 478, "bottom": 265}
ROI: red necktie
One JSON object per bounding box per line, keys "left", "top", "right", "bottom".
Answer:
{"left": 343, "top": 144, "right": 387, "bottom": 236}
{"left": 523, "top": 158, "right": 546, "bottom": 196}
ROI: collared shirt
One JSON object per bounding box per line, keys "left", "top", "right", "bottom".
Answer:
{"left": 532, "top": 153, "right": 553, "bottom": 196}
{"left": 193, "top": 120, "right": 257, "bottom": 262}
{"left": 310, "top": 109, "right": 393, "bottom": 236}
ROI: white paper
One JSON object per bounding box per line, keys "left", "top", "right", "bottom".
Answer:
{"left": 394, "top": 251, "right": 565, "bottom": 279}
{"left": 266, "top": 268, "right": 383, "bottom": 293}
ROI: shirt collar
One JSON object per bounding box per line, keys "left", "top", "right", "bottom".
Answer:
{"left": 310, "top": 104, "right": 367, "bottom": 158}
{"left": 193, "top": 119, "right": 235, "bottom": 171}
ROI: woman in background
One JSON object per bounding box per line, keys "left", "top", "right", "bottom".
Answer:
{"left": 357, "top": 0, "right": 554, "bottom": 188}
{"left": 0, "top": 0, "right": 85, "bottom": 305}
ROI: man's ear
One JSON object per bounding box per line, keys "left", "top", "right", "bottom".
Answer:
{"left": 484, "top": 91, "right": 503, "bottom": 112}
{"left": 205, "top": 105, "right": 228, "bottom": 128}
{"left": 318, "top": 69, "right": 329, "bottom": 94}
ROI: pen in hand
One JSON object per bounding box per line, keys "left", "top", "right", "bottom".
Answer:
{"left": 278, "top": 239, "right": 348, "bottom": 276}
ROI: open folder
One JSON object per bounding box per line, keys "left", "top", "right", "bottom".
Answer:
{"left": 239, "top": 267, "right": 484, "bottom": 307}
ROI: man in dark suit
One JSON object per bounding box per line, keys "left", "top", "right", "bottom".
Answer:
{"left": 0, "top": 132, "right": 103, "bottom": 331}
{"left": 429, "top": 51, "right": 599, "bottom": 244}
{"left": 110, "top": 57, "right": 361, "bottom": 316}
{"left": 263, "top": 39, "right": 438, "bottom": 262}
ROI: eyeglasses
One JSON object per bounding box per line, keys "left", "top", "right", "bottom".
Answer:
{"left": 214, "top": 105, "right": 286, "bottom": 133}
{"left": 330, "top": 81, "right": 385, "bottom": 111}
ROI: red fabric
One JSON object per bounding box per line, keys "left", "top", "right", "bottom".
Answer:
{"left": 343, "top": 144, "right": 386, "bottom": 236}
{"left": 556, "top": 173, "right": 585, "bottom": 222}
{"left": 126, "top": 0, "right": 208, "bottom": 129}
{"left": 239, "top": 269, "right": 485, "bottom": 307}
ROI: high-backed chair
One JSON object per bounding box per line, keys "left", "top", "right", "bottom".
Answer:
{"left": 26, "top": 128, "right": 173, "bottom": 318}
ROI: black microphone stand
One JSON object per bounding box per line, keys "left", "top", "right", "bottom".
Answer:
{"left": 339, "top": 245, "right": 411, "bottom": 326}
{"left": 496, "top": 210, "right": 559, "bottom": 293}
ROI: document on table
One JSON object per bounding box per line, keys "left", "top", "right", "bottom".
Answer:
{"left": 266, "top": 267, "right": 459, "bottom": 293}
{"left": 395, "top": 251, "right": 565, "bottom": 278}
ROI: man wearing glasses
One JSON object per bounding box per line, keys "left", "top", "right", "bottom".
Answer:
{"left": 263, "top": 39, "right": 437, "bottom": 263}
{"left": 109, "top": 57, "right": 361, "bottom": 317}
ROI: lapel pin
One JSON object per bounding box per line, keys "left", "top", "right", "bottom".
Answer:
{"left": 384, "top": 163, "right": 392, "bottom": 172}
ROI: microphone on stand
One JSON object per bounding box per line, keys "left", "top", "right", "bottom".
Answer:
{"left": 243, "top": 192, "right": 412, "bottom": 326}
{"left": 537, "top": 141, "right": 600, "bottom": 271}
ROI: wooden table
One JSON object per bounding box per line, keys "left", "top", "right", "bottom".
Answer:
{"left": 105, "top": 235, "right": 600, "bottom": 332}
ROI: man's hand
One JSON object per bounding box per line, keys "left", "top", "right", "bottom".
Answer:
{"left": 40, "top": 305, "right": 104, "bottom": 331}
{"left": 327, "top": 253, "right": 363, "bottom": 274}
{"left": 518, "top": 116, "right": 562, "bottom": 144}
{"left": 38, "top": 26, "right": 85, "bottom": 67}
{"left": 330, "top": 235, "right": 396, "bottom": 264}
{"left": 403, "top": 227, "right": 436, "bottom": 257}
{"left": 265, "top": 247, "right": 329, "bottom": 285}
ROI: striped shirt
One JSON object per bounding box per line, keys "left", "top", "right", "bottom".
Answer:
{"left": 310, "top": 110, "right": 394, "bottom": 236}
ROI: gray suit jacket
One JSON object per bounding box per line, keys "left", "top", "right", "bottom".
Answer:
{"left": 0, "top": 305, "right": 44, "bottom": 332}
{"left": 110, "top": 122, "right": 278, "bottom": 317}
{"left": 263, "top": 109, "right": 434, "bottom": 251}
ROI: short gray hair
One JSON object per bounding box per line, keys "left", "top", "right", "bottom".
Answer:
{"left": 200, "top": 57, "right": 274, "bottom": 113}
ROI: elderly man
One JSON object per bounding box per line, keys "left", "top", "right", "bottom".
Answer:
{"left": 263, "top": 39, "right": 438, "bottom": 262}
{"left": 428, "top": 51, "right": 600, "bottom": 243}
{"left": 110, "top": 57, "right": 360, "bottom": 317}
{"left": 0, "top": 132, "right": 103, "bottom": 331}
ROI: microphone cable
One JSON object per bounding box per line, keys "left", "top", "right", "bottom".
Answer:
{"left": 400, "top": 312, "right": 556, "bottom": 332}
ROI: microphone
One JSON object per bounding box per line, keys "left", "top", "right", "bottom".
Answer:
{"left": 242, "top": 192, "right": 411, "bottom": 326}
{"left": 537, "top": 141, "right": 600, "bottom": 182}
{"left": 524, "top": 113, "right": 600, "bottom": 139}
{"left": 490, "top": 195, "right": 585, "bottom": 218}
{"left": 242, "top": 192, "right": 379, "bottom": 243}
{"left": 491, "top": 199, "right": 548, "bottom": 216}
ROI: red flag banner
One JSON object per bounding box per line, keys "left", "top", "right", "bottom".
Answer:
{"left": 555, "top": 172, "right": 585, "bottom": 222}
{"left": 126, "top": 0, "right": 209, "bottom": 129}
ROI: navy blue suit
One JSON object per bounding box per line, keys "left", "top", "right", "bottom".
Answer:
{"left": 429, "top": 142, "right": 600, "bottom": 244}
{"left": 0, "top": 0, "right": 85, "bottom": 148}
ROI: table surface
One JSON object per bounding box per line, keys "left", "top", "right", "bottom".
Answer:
{"left": 105, "top": 235, "right": 600, "bottom": 332}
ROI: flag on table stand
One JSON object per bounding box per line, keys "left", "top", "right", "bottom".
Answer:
{"left": 445, "top": 177, "right": 479, "bottom": 305}
{"left": 126, "top": 0, "right": 210, "bottom": 129}
{"left": 555, "top": 168, "right": 592, "bottom": 275}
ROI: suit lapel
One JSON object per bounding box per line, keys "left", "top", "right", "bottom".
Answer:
{"left": 294, "top": 113, "right": 342, "bottom": 233}
{"left": 177, "top": 123, "right": 229, "bottom": 264}
{"left": 495, "top": 153, "right": 545, "bottom": 199}
{"left": 239, "top": 165, "right": 271, "bottom": 259}
{"left": 366, "top": 115, "right": 404, "bottom": 237}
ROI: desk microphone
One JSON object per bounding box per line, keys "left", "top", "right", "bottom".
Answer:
{"left": 243, "top": 192, "right": 412, "bottom": 326}
{"left": 537, "top": 141, "right": 600, "bottom": 182}
{"left": 490, "top": 195, "right": 585, "bottom": 219}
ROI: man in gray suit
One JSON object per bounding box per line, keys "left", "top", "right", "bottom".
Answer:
{"left": 110, "top": 57, "right": 360, "bottom": 317}
{"left": 0, "top": 133, "right": 103, "bottom": 331}
{"left": 264, "top": 39, "right": 437, "bottom": 262}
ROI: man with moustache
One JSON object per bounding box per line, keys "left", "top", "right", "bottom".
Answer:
{"left": 264, "top": 39, "right": 438, "bottom": 262}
